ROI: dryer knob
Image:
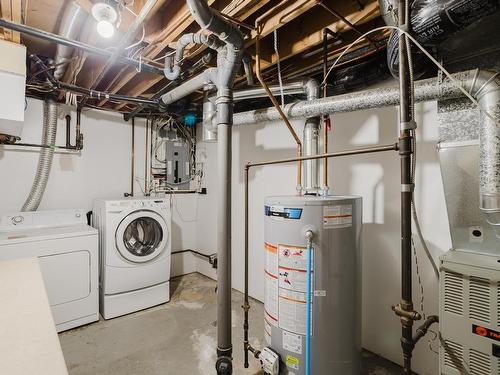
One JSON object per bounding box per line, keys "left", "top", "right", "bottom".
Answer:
{"left": 12, "top": 215, "right": 24, "bottom": 225}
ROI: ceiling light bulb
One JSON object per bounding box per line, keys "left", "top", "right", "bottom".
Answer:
{"left": 97, "top": 20, "right": 115, "bottom": 38}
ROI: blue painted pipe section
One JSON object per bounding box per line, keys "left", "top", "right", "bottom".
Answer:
{"left": 306, "top": 240, "right": 313, "bottom": 375}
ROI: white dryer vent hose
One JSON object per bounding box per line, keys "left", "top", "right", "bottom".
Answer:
{"left": 22, "top": 99, "right": 58, "bottom": 212}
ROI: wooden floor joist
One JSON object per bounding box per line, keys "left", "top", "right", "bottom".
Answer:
{"left": 18, "top": 0, "right": 389, "bottom": 111}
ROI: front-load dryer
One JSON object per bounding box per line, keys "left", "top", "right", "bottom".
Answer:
{"left": 93, "top": 198, "right": 171, "bottom": 319}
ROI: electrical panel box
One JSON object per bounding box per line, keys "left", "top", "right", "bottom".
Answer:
{"left": 164, "top": 138, "right": 191, "bottom": 190}
{"left": 0, "top": 40, "right": 26, "bottom": 138}
{"left": 440, "top": 250, "right": 500, "bottom": 374}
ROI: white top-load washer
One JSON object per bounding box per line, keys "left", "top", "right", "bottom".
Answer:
{"left": 93, "top": 197, "right": 171, "bottom": 319}
{"left": 0, "top": 209, "right": 99, "bottom": 332}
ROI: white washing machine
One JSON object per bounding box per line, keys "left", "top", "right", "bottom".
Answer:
{"left": 93, "top": 198, "right": 172, "bottom": 319}
{"left": 0, "top": 209, "right": 99, "bottom": 332}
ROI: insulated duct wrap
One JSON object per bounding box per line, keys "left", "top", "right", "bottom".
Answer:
{"left": 22, "top": 99, "right": 58, "bottom": 211}
{"left": 411, "top": 0, "right": 500, "bottom": 45}
{"left": 386, "top": 0, "right": 500, "bottom": 77}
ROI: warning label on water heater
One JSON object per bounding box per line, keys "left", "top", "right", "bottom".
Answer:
{"left": 265, "top": 242, "right": 279, "bottom": 326}
{"left": 283, "top": 331, "right": 303, "bottom": 355}
{"left": 278, "top": 244, "right": 310, "bottom": 293}
{"left": 323, "top": 204, "right": 352, "bottom": 229}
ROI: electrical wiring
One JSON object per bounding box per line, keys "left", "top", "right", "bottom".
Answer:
{"left": 321, "top": 25, "right": 499, "bottom": 125}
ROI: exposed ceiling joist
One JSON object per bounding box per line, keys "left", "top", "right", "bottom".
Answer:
{"left": 1, "top": 0, "right": 22, "bottom": 43}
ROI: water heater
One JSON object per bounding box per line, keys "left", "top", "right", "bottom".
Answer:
{"left": 264, "top": 195, "right": 362, "bottom": 374}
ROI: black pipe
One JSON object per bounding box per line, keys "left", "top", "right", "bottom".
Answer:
{"left": 397, "top": 1, "right": 417, "bottom": 373}
{"left": 59, "top": 82, "right": 159, "bottom": 106}
{"left": 243, "top": 164, "right": 250, "bottom": 368}
{"left": 76, "top": 107, "right": 83, "bottom": 150}
{"left": 28, "top": 54, "right": 158, "bottom": 108}
{"left": 0, "top": 18, "right": 163, "bottom": 75}
{"left": 413, "top": 315, "right": 439, "bottom": 344}
{"left": 2, "top": 142, "right": 77, "bottom": 150}
{"left": 171, "top": 249, "right": 216, "bottom": 263}
{"left": 65, "top": 115, "right": 72, "bottom": 148}
{"left": 242, "top": 143, "right": 400, "bottom": 367}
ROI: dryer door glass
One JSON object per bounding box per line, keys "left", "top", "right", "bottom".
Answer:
{"left": 122, "top": 217, "right": 163, "bottom": 257}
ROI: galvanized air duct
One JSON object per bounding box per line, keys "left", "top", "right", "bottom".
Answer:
{"left": 476, "top": 71, "right": 500, "bottom": 238}
{"left": 233, "top": 69, "right": 500, "bottom": 237}
{"left": 202, "top": 78, "right": 322, "bottom": 192}
{"left": 53, "top": 1, "right": 86, "bottom": 80}
{"left": 22, "top": 98, "right": 58, "bottom": 211}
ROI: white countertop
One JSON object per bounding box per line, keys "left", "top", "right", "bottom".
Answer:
{"left": 0, "top": 258, "right": 68, "bottom": 375}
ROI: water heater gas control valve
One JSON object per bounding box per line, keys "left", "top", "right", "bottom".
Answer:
{"left": 259, "top": 347, "right": 280, "bottom": 375}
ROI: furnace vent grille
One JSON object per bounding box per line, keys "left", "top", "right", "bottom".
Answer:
{"left": 469, "top": 276, "right": 491, "bottom": 324}
{"left": 470, "top": 349, "right": 491, "bottom": 375}
{"left": 497, "top": 282, "right": 500, "bottom": 325}
{"left": 444, "top": 340, "right": 463, "bottom": 371}
{"left": 444, "top": 271, "right": 464, "bottom": 316}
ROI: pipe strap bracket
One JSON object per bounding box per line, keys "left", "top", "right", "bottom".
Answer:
{"left": 402, "top": 183, "right": 414, "bottom": 192}
{"left": 401, "top": 120, "right": 417, "bottom": 131}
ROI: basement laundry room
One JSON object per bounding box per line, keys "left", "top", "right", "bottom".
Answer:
{"left": 0, "top": 1, "right": 500, "bottom": 374}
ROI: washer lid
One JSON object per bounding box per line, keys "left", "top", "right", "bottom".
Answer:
{"left": 115, "top": 210, "right": 168, "bottom": 263}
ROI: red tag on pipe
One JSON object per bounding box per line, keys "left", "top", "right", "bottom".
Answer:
{"left": 324, "top": 117, "right": 331, "bottom": 131}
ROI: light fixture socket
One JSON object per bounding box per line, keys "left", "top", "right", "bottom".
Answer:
{"left": 91, "top": 1, "right": 119, "bottom": 24}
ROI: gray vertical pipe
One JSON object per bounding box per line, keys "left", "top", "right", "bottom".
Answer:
{"left": 185, "top": 1, "right": 244, "bottom": 372}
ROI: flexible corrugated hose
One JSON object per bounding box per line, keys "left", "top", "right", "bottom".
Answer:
{"left": 22, "top": 98, "right": 58, "bottom": 211}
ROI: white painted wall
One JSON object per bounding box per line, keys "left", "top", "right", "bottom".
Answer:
{"left": 196, "top": 79, "right": 451, "bottom": 374}
{"left": 0, "top": 98, "right": 198, "bottom": 277}
{"left": 1, "top": 85, "right": 451, "bottom": 373}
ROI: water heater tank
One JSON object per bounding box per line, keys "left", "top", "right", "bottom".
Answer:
{"left": 264, "top": 195, "right": 362, "bottom": 375}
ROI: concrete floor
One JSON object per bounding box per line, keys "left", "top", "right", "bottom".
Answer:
{"left": 59, "top": 273, "right": 403, "bottom": 375}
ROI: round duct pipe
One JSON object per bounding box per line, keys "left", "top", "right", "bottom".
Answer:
{"left": 384, "top": 0, "right": 500, "bottom": 78}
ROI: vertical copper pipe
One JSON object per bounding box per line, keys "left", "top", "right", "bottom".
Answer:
{"left": 255, "top": 28, "right": 302, "bottom": 190}
{"left": 144, "top": 118, "right": 149, "bottom": 195}
{"left": 131, "top": 117, "right": 135, "bottom": 197}
{"left": 322, "top": 29, "right": 329, "bottom": 190}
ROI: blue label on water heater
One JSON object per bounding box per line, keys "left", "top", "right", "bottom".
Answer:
{"left": 265, "top": 205, "right": 303, "bottom": 220}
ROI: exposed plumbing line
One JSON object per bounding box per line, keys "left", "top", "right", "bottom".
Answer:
{"left": 80, "top": 0, "right": 159, "bottom": 107}
{"left": 0, "top": 18, "right": 164, "bottom": 75}
{"left": 255, "top": 29, "right": 303, "bottom": 191}
{"left": 315, "top": 0, "right": 377, "bottom": 49}
{"left": 394, "top": 2, "right": 418, "bottom": 372}
{"left": 183, "top": 2, "right": 245, "bottom": 373}
{"left": 243, "top": 142, "right": 400, "bottom": 365}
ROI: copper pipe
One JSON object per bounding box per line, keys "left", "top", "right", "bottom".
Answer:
{"left": 322, "top": 28, "right": 334, "bottom": 190}
{"left": 131, "top": 117, "right": 135, "bottom": 197}
{"left": 247, "top": 143, "right": 398, "bottom": 168}
{"left": 255, "top": 28, "right": 303, "bottom": 190}
{"left": 144, "top": 118, "right": 149, "bottom": 196}
{"left": 316, "top": 0, "right": 377, "bottom": 49}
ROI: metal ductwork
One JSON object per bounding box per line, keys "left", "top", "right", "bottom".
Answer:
{"left": 384, "top": 0, "right": 500, "bottom": 78}
{"left": 475, "top": 71, "right": 500, "bottom": 239}
{"left": 302, "top": 79, "right": 320, "bottom": 193}
{"left": 53, "top": 1, "right": 86, "bottom": 80}
{"left": 202, "top": 78, "right": 322, "bottom": 193}
{"left": 233, "top": 70, "right": 500, "bottom": 238}
{"left": 22, "top": 98, "right": 58, "bottom": 211}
